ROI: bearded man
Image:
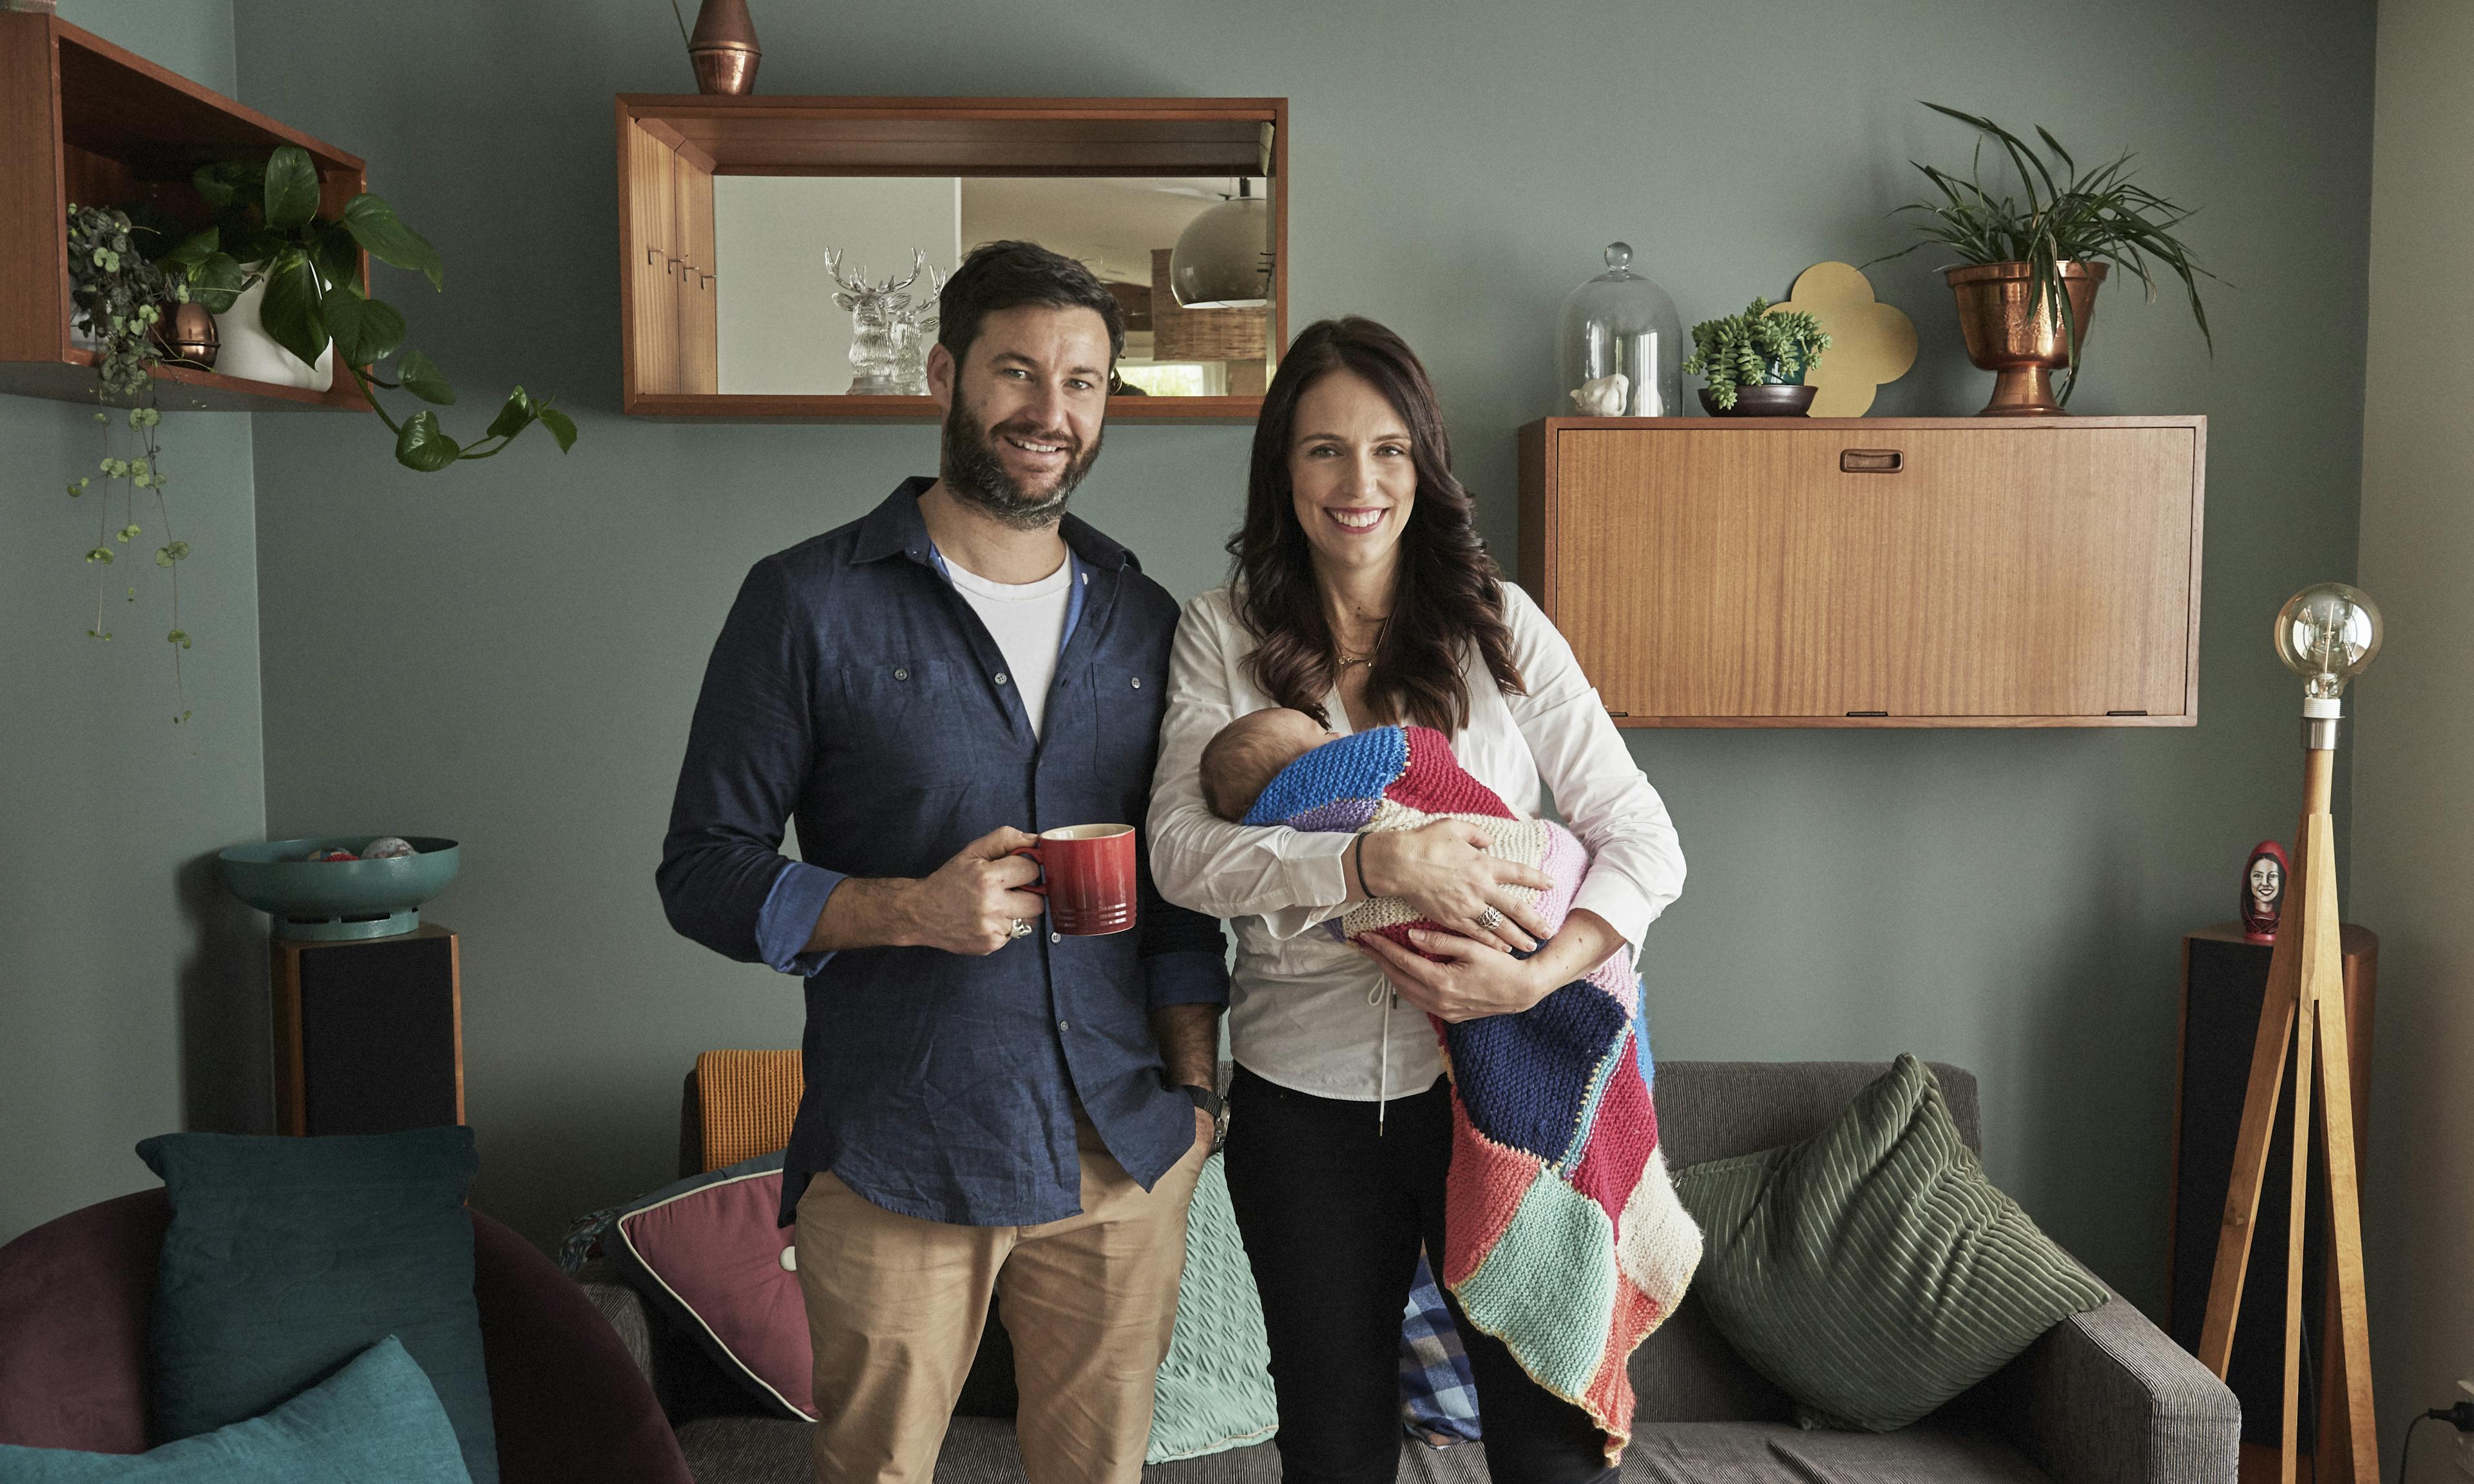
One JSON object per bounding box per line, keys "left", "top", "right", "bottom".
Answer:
{"left": 658, "top": 241, "right": 1228, "bottom": 1484}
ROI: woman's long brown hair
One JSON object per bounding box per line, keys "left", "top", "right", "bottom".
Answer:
{"left": 1227, "top": 317, "right": 1522, "bottom": 733}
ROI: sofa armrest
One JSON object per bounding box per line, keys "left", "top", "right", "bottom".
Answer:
{"left": 1966, "top": 1291, "right": 2238, "bottom": 1484}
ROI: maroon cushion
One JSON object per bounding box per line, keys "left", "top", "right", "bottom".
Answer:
{"left": 473, "top": 1210, "right": 693, "bottom": 1484}
{"left": 0, "top": 1188, "right": 167, "bottom": 1452}
{"left": 608, "top": 1165, "right": 812, "bottom": 1420}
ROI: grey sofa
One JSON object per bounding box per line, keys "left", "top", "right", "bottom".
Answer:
{"left": 580, "top": 1061, "right": 2238, "bottom": 1483}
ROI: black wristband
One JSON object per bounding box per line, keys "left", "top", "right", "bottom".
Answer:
{"left": 1178, "top": 1082, "right": 1225, "bottom": 1121}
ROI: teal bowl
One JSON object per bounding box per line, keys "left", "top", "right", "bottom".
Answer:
{"left": 218, "top": 835, "right": 461, "bottom": 941}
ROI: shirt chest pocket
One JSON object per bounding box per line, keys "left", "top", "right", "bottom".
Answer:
{"left": 829, "top": 660, "right": 986, "bottom": 789}
{"left": 1087, "top": 663, "right": 1167, "bottom": 783}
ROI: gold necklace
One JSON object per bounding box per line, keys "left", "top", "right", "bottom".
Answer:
{"left": 1335, "top": 614, "right": 1390, "bottom": 670}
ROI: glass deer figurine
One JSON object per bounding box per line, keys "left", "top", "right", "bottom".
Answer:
{"left": 828, "top": 247, "right": 923, "bottom": 395}
{"left": 890, "top": 263, "right": 948, "bottom": 397}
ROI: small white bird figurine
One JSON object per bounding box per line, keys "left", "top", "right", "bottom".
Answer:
{"left": 1570, "top": 373, "right": 1631, "bottom": 416}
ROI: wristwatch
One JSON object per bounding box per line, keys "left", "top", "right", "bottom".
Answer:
{"left": 1178, "top": 1081, "right": 1229, "bottom": 1152}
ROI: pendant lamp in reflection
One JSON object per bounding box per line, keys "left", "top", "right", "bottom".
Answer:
{"left": 1171, "top": 178, "right": 1272, "bottom": 309}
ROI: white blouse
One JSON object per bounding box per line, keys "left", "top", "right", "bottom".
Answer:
{"left": 1147, "top": 583, "right": 1687, "bottom": 1101}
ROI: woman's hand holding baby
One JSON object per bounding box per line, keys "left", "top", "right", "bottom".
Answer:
{"left": 1358, "top": 908, "right": 1625, "bottom": 1023}
{"left": 1356, "top": 819, "right": 1554, "bottom": 955}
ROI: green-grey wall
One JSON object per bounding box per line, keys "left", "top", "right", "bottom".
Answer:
{"left": 2355, "top": 0, "right": 2474, "bottom": 1469}
{"left": 0, "top": 0, "right": 270, "bottom": 1244}
{"left": 229, "top": 0, "right": 2375, "bottom": 1314}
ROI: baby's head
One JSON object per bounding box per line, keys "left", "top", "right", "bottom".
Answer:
{"left": 1202, "top": 707, "right": 1341, "bottom": 821}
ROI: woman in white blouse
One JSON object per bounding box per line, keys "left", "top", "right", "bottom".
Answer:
{"left": 1149, "top": 317, "right": 1684, "bottom": 1484}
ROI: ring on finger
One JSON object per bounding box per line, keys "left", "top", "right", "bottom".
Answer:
{"left": 1473, "top": 905, "right": 1504, "bottom": 932}
{"left": 1009, "top": 918, "right": 1033, "bottom": 939}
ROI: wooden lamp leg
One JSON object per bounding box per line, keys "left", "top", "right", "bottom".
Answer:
{"left": 2196, "top": 747, "right": 2379, "bottom": 1483}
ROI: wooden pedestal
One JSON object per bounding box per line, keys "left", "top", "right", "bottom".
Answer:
{"left": 2168, "top": 921, "right": 2377, "bottom": 1484}
{"left": 270, "top": 923, "right": 465, "bottom": 1136}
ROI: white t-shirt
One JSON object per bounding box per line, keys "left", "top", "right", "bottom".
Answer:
{"left": 945, "top": 555, "right": 1075, "bottom": 737}
{"left": 1146, "top": 583, "right": 1687, "bottom": 1101}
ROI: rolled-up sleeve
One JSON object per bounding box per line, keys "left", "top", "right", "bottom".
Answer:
{"left": 657, "top": 558, "right": 824, "bottom": 968}
{"left": 1148, "top": 589, "right": 1354, "bottom": 940}
{"left": 1501, "top": 585, "right": 1684, "bottom": 960}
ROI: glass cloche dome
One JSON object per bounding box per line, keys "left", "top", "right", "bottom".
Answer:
{"left": 1557, "top": 242, "right": 1682, "bottom": 418}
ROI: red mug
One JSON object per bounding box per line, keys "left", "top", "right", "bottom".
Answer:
{"left": 1015, "top": 823, "right": 1138, "bottom": 936}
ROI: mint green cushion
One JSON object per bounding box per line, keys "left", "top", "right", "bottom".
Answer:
{"left": 0, "top": 1337, "right": 470, "bottom": 1481}
{"left": 1673, "top": 1054, "right": 2107, "bottom": 1432}
{"left": 1145, "top": 1154, "right": 1278, "bottom": 1463}
{"left": 137, "top": 1128, "right": 496, "bottom": 1483}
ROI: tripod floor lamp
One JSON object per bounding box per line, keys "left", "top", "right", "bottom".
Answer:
{"left": 2198, "top": 582, "right": 2383, "bottom": 1483}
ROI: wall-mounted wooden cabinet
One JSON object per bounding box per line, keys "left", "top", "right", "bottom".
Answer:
{"left": 0, "top": 12, "right": 365, "bottom": 412}
{"left": 1517, "top": 417, "right": 2205, "bottom": 727}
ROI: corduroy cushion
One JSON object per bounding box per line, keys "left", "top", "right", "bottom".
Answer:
{"left": 0, "top": 1337, "right": 469, "bottom": 1482}
{"left": 1147, "top": 1154, "right": 1278, "bottom": 1463}
{"left": 1671, "top": 1054, "right": 2105, "bottom": 1432}
{"left": 137, "top": 1128, "right": 497, "bottom": 1483}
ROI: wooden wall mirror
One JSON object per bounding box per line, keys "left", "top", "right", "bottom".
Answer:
{"left": 617, "top": 96, "right": 1287, "bottom": 422}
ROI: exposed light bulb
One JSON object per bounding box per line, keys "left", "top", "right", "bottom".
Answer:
{"left": 2272, "top": 582, "right": 2381, "bottom": 710}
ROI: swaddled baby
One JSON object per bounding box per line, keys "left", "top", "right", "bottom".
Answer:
{"left": 1200, "top": 707, "right": 1602, "bottom": 967}
{"left": 1199, "top": 705, "right": 1700, "bottom": 1463}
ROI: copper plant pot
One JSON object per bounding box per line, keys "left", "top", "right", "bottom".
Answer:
{"left": 151, "top": 301, "right": 220, "bottom": 368}
{"left": 688, "top": 0, "right": 760, "bottom": 95}
{"left": 1946, "top": 260, "right": 2107, "bottom": 416}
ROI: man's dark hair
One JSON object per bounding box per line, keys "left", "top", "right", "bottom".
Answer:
{"left": 937, "top": 240, "right": 1125, "bottom": 369}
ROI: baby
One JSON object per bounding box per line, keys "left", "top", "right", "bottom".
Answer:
{"left": 1200, "top": 707, "right": 1591, "bottom": 955}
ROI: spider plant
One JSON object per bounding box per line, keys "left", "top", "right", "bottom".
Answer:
{"left": 1871, "top": 102, "right": 2216, "bottom": 404}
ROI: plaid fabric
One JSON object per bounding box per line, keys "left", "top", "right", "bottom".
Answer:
{"left": 1399, "top": 1257, "right": 1482, "bottom": 1447}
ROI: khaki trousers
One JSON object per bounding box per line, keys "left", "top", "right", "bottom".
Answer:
{"left": 793, "top": 1113, "right": 1205, "bottom": 1484}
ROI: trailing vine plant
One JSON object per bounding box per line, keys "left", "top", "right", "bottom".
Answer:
{"left": 1683, "top": 299, "right": 1832, "bottom": 410}
{"left": 64, "top": 204, "right": 193, "bottom": 722}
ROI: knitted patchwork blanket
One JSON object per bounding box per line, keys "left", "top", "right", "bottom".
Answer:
{"left": 1242, "top": 725, "right": 1700, "bottom": 1460}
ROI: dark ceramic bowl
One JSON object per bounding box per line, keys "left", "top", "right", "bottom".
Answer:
{"left": 1700, "top": 383, "right": 1818, "bottom": 417}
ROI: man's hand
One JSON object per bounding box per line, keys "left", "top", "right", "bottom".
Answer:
{"left": 1194, "top": 1105, "right": 1216, "bottom": 1153}
{"left": 805, "top": 826, "right": 1046, "bottom": 956}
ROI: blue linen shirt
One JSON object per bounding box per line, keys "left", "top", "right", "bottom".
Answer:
{"left": 657, "top": 479, "right": 1229, "bottom": 1227}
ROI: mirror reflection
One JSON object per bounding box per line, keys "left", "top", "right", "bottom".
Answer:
{"left": 713, "top": 176, "right": 1275, "bottom": 397}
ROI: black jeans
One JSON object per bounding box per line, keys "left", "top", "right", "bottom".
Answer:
{"left": 1222, "top": 1064, "right": 1615, "bottom": 1484}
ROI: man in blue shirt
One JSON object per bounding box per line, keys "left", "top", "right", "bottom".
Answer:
{"left": 658, "top": 242, "right": 1229, "bottom": 1484}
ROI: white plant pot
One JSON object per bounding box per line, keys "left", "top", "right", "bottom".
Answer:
{"left": 211, "top": 271, "right": 334, "bottom": 391}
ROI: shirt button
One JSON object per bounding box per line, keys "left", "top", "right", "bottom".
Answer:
{"left": 1131, "top": 676, "right": 1142, "bottom": 689}
{"left": 1058, "top": 1020, "right": 1069, "bottom": 1033}
{"left": 995, "top": 672, "right": 1010, "bottom": 686}
{"left": 1050, "top": 931, "right": 1061, "bottom": 944}
{"left": 894, "top": 667, "right": 908, "bottom": 681}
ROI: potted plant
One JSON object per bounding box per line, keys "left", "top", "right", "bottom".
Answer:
{"left": 161, "top": 144, "right": 576, "bottom": 469}
{"left": 1872, "top": 102, "right": 2216, "bottom": 415}
{"left": 1685, "top": 298, "right": 1830, "bottom": 415}
{"left": 62, "top": 204, "right": 197, "bottom": 719}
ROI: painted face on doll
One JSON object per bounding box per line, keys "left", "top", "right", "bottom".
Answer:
{"left": 2240, "top": 840, "right": 2291, "bottom": 942}
{"left": 2249, "top": 857, "right": 2280, "bottom": 909}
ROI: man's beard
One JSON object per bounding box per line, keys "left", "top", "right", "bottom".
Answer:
{"left": 939, "top": 386, "right": 1103, "bottom": 531}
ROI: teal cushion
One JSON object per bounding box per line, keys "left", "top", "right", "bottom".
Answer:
{"left": 1145, "top": 1154, "right": 1278, "bottom": 1463}
{"left": 0, "top": 1336, "right": 470, "bottom": 1481}
{"left": 1672, "top": 1054, "right": 2107, "bottom": 1432}
{"left": 137, "top": 1128, "right": 497, "bottom": 1483}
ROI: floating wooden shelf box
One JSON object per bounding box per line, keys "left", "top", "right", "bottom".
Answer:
{"left": 0, "top": 12, "right": 365, "bottom": 411}
{"left": 616, "top": 95, "right": 1287, "bottom": 422}
{"left": 1518, "top": 416, "right": 2207, "bottom": 727}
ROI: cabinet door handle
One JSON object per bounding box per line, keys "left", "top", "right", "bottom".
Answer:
{"left": 1841, "top": 449, "right": 1903, "bottom": 473}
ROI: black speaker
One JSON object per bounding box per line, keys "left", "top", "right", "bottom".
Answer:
{"left": 2167, "top": 923, "right": 2376, "bottom": 1461}
{"left": 273, "top": 924, "right": 464, "bottom": 1136}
